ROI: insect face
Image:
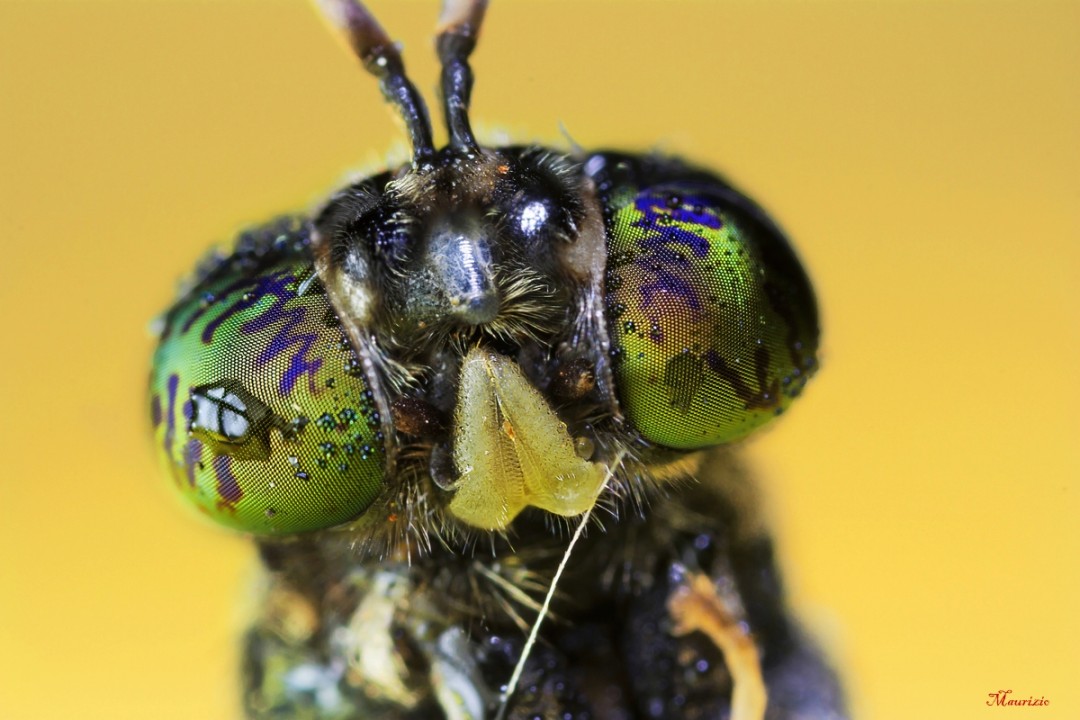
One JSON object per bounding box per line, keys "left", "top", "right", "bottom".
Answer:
{"left": 149, "top": 1, "right": 818, "bottom": 540}
{"left": 148, "top": 2, "right": 841, "bottom": 717}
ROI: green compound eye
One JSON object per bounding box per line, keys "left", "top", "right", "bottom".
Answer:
{"left": 605, "top": 184, "right": 819, "bottom": 450}
{"left": 150, "top": 247, "right": 386, "bottom": 535}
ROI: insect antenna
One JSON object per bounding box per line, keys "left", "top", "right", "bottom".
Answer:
{"left": 316, "top": 0, "right": 436, "bottom": 167}
{"left": 436, "top": 0, "right": 489, "bottom": 153}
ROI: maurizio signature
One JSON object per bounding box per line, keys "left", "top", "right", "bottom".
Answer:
{"left": 987, "top": 690, "right": 1050, "bottom": 707}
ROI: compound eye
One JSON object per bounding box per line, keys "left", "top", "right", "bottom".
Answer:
{"left": 605, "top": 185, "right": 819, "bottom": 449}
{"left": 150, "top": 253, "right": 386, "bottom": 535}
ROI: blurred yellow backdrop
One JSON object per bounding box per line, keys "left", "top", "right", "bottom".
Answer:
{"left": 1, "top": 1, "right": 1077, "bottom": 718}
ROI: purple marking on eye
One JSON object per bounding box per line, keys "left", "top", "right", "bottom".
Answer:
{"left": 632, "top": 193, "right": 719, "bottom": 258}
{"left": 164, "top": 374, "right": 179, "bottom": 456}
{"left": 636, "top": 192, "right": 721, "bottom": 229}
{"left": 672, "top": 203, "right": 721, "bottom": 230}
{"left": 183, "top": 439, "right": 203, "bottom": 487}
{"left": 196, "top": 271, "right": 324, "bottom": 397}
{"left": 639, "top": 264, "right": 702, "bottom": 314}
{"left": 150, "top": 395, "right": 162, "bottom": 428}
{"left": 241, "top": 297, "right": 323, "bottom": 396}
{"left": 199, "top": 273, "right": 286, "bottom": 344}
{"left": 180, "top": 275, "right": 259, "bottom": 335}
{"left": 182, "top": 399, "right": 193, "bottom": 423}
{"left": 212, "top": 455, "right": 243, "bottom": 505}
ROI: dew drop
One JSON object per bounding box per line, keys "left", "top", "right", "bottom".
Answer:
{"left": 344, "top": 358, "right": 363, "bottom": 376}
{"left": 573, "top": 436, "right": 595, "bottom": 460}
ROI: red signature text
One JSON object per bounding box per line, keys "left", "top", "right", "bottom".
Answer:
{"left": 987, "top": 690, "right": 1049, "bottom": 707}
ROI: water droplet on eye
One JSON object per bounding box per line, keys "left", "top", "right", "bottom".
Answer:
{"left": 241, "top": 291, "right": 255, "bottom": 302}
{"left": 287, "top": 455, "right": 299, "bottom": 467}
{"left": 265, "top": 508, "right": 277, "bottom": 518}
{"left": 199, "top": 292, "right": 216, "bottom": 308}
{"left": 325, "top": 377, "right": 336, "bottom": 388}
{"left": 295, "top": 471, "right": 310, "bottom": 481}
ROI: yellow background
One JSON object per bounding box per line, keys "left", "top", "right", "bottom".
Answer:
{"left": 1, "top": 1, "right": 1077, "bottom": 718}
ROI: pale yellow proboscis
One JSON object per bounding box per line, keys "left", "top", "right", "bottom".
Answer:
{"left": 448, "top": 348, "right": 608, "bottom": 531}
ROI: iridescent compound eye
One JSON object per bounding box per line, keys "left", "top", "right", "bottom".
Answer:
{"left": 605, "top": 183, "right": 819, "bottom": 449}
{"left": 149, "top": 230, "right": 387, "bottom": 534}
